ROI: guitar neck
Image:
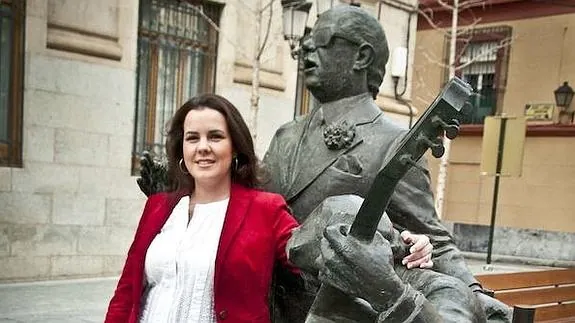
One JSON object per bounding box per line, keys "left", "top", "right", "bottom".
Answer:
{"left": 348, "top": 168, "right": 400, "bottom": 241}
{"left": 348, "top": 77, "right": 472, "bottom": 242}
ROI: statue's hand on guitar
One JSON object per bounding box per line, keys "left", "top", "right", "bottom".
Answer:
{"left": 318, "top": 223, "right": 404, "bottom": 312}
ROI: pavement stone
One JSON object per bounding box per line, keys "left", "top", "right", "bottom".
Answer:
{"left": 0, "top": 277, "right": 116, "bottom": 323}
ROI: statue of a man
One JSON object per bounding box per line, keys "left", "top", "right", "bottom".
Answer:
{"left": 262, "top": 5, "right": 511, "bottom": 323}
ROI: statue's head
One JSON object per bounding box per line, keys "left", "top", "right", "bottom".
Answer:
{"left": 301, "top": 5, "right": 389, "bottom": 103}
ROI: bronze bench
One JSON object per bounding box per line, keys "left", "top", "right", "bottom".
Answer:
{"left": 476, "top": 268, "right": 575, "bottom": 322}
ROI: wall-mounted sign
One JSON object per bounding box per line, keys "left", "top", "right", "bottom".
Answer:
{"left": 524, "top": 103, "right": 555, "bottom": 122}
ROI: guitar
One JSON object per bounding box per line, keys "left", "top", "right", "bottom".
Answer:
{"left": 302, "top": 77, "right": 474, "bottom": 322}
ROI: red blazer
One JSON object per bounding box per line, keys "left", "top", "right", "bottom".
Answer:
{"left": 105, "top": 183, "right": 299, "bottom": 323}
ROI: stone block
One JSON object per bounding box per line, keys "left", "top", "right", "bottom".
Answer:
{"left": 54, "top": 129, "right": 108, "bottom": 166}
{"left": 48, "top": 0, "right": 119, "bottom": 39}
{"left": 26, "top": 55, "right": 134, "bottom": 103}
{"left": 9, "top": 224, "right": 78, "bottom": 256}
{"left": 0, "top": 256, "right": 51, "bottom": 281}
{"left": 11, "top": 162, "right": 79, "bottom": 193}
{"left": 103, "top": 255, "right": 127, "bottom": 275}
{"left": 0, "top": 168, "right": 11, "bottom": 192}
{"left": 0, "top": 192, "right": 51, "bottom": 224}
{"left": 25, "top": 89, "right": 134, "bottom": 136}
{"left": 52, "top": 193, "right": 105, "bottom": 226}
{"left": 77, "top": 166, "right": 140, "bottom": 199}
{"left": 77, "top": 226, "right": 134, "bottom": 256}
{"left": 0, "top": 225, "right": 10, "bottom": 256}
{"left": 105, "top": 198, "right": 144, "bottom": 227}
{"left": 50, "top": 255, "right": 104, "bottom": 277}
{"left": 25, "top": 16, "right": 47, "bottom": 54}
{"left": 107, "top": 135, "right": 134, "bottom": 169}
{"left": 27, "top": 0, "right": 48, "bottom": 18}
{"left": 23, "top": 125, "right": 55, "bottom": 163}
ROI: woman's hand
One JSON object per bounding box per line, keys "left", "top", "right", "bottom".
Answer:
{"left": 400, "top": 231, "right": 433, "bottom": 269}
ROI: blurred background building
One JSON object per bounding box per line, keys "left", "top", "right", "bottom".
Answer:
{"left": 414, "top": 0, "right": 575, "bottom": 262}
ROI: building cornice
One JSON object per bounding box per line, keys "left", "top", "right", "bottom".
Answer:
{"left": 417, "top": 0, "right": 575, "bottom": 30}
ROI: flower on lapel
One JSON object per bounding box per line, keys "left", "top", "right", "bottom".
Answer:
{"left": 322, "top": 121, "right": 356, "bottom": 150}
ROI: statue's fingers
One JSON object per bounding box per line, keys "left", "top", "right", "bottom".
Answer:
{"left": 318, "top": 266, "right": 349, "bottom": 295}
{"left": 323, "top": 224, "right": 351, "bottom": 256}
{"left": 143, "top": 150, "right": 152, "bottom": 161}
{"left": 320, "top": 237, "right": 336, "bottom": 265}
{"left": 314, "top": 255, "right": 325, "bottom": 272}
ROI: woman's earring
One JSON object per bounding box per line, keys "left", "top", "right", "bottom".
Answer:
{"left": 232, "top": 156, "right": 239, "bottom": 173}
{"left": 179, "top": 158, "right": 189, "bottom": 174}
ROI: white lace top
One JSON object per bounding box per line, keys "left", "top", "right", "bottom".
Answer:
{"left": 139, "top": 196, "right": 229, "bottom": 323}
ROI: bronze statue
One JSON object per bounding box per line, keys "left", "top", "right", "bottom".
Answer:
{"left": 262, "top": 5, "right": 511, "bottom": 323}
{"left": 137, "top": 5, "right": 512, "bottom": 322}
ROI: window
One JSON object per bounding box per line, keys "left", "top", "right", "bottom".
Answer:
{"left": 446, "top": 26, "right": 512, "bottom": 125}
{"left": 0, "top": 0, "right": 24, "bottom": 167}
{"left": 132, "top": 0, "right": 222, "bottom": 171}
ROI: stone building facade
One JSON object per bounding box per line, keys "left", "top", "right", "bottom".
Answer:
{"left": 0, "top": 0, "right": 418, "bottom": 281}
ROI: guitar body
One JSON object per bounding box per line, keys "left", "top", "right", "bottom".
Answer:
{"left": 288, "top": 194, "right": 384, "bottom": 323}
{"left": 288, "top": 195, "right": 407, "bottom": 277}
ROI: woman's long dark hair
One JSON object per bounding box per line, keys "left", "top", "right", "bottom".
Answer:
{"left": 165, "top": 94, "right": 266, "bottom": 193}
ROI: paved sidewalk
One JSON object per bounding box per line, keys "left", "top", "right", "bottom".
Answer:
{"left": 0, "top": 260, "right": 564, "bottom": 323}
{"left": 0, "top": 277, "right": 117, "bottom": 323}
{"left": 465, "top": 258, "right": 558, "bottom": 275}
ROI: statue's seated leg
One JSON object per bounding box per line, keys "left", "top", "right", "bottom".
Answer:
{"left": 475, "top": 292, "right": 513, "bottom": 323}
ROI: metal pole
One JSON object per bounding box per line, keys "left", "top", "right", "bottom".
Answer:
{"left": 486, "top": 116, "right": 507, "bottom": 264}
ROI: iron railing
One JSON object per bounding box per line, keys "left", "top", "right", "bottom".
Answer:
{"left": 132, "top": 0, "right": 222, "bottom": 171}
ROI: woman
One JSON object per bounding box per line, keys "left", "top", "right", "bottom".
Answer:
{"left": 105, "top": 94, "right": 299, "bottom": 322}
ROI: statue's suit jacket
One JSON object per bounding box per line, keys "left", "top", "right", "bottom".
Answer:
{"left": 263, "top": 93, "right": 479, "bottom": 321}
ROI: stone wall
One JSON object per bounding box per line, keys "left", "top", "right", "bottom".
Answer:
{"left": 0, "top": 0, "right": 144, "bottom": 282}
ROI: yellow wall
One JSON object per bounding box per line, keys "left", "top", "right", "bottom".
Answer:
{"left": 413, "top": 13, "right": 575, "bottom": 233}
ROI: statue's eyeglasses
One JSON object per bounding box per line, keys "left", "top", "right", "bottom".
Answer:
{"left": 310, "top": 27, "right": 363, "bottom": 49}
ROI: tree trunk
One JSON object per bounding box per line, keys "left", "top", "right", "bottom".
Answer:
{"left": 250, "top": 0, "right": 263, "bottom": 143}
{"left": 434, "top": 0, "right": 458, "bottom": 219}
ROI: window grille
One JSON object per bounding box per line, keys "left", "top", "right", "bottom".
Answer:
{"left": 444, "top": 26, "right": 512, "bottom": 125}
{"left": 132, "top": 0, "right": 222, "bottom": 172}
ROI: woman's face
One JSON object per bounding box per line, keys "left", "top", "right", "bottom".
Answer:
{"left": 182, "top": 107, "right": 233, "bottom": 188}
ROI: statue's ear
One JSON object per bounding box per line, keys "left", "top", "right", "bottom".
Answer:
{"left": 353, "top": 43, "right": 375, "bottom": 71}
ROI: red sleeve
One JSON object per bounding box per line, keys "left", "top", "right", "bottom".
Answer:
{"left": 104, "top": 195, "right": 162, "bottom": 322}
{"left": 272, "top": 195, "right": 300, "bottom": 274}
